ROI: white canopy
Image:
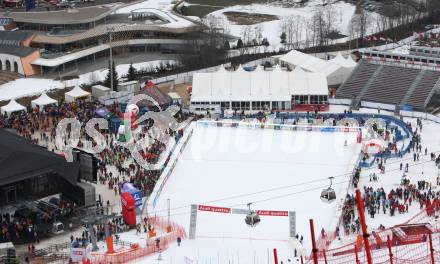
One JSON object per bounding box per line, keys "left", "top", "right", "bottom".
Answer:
{"left": 191, "top": 64, "right": 328, "bottom": 102}
{"left": 290, "top": 67, "right": 328, "bottom": 96}
{"left": 31, "top": 92, "right": 58, "bottom": 108}
{"left": 1, "top": 99, "right": 26, "bottom": 116}
{"left": 65, "top": 86, "right": 91, "bottom": 102}
{"left": 330, "top": 52, "right": 358, "bottom": 68}
{"left": 279, "top": 49, "right": 341, "bottom": 77}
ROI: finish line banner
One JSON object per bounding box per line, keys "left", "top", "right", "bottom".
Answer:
{"left": 191, "top": 204, "right": 296, "bottom": 239}
{"left": 197, "top": 204, "right": 289, "bottom": 216}
{"left": 256, "top": 210, "right": 289, "bottom": 217}
{"left": 198, "top": 205, "right": 231, "bottom": 214}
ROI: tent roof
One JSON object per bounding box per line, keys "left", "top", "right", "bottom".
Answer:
{"left": 0, "top": 129, "right": 79, "bottom": 186}
{"left": 31, "top": 92, "right": 57, "bottom": 107}
{"left": 279, "top": 50, "right": 341, "bottom": 76}
{"left": 346, "top": 55, "right": 357, "bottom": 66}
{"left": 1, "top": 99, "right": 26, "bottom": 113}
{"left": 139, "top": 85, "right": 172, "bottom": 107}
{"left": 191, "top": 64, "right": 328, "bottom": 102}
{"left": 65, "top": 86, "right": 90, "bottom": 98}
{"left": 290, "top": 67, "right": 328, "bottom": 96}
{"left": 330, "top": 52, "right": 357, "bottom": 68}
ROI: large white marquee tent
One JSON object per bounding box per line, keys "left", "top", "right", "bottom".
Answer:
{"left": 190, "top": 64, "right": 328, "bottom": 114}
{"left": 31, "top": 92, "right": 58, "bottom": 108}
{"left": 1, "top": 99, "right": 26, "bottom": 116}
{"left": 278, "top": 50, "right": 357, "bottom": 86}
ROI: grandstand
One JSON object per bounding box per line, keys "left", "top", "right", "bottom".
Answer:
{"left": 336, "top": 60, "right": 440, "bottom": 111}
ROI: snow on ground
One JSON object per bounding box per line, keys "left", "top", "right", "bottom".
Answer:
{"left": 117, "top": 0, "right": 173, "bottom": 11}
{"left": 76, "top": 60, "right": 177, "bottom": 85}
{"left": 320, "top": 109, "right": 440, "bottom": 249}
{"left": 0, "top": 60, "right": 176, "bottom": 102}
{"left": 0, "top": 78, "right": 64, "bottom": 102}
{"left": 392, "top": 45, "right": 411, "bottom": 55}
{"left": 115, "top": 0, "right": 195, "bottom": 28}
{"left": 207, "top": 0, "right": 379, "bottom": 50}
{"left": 145, "top": 123, "right": 361, "bottom": 263}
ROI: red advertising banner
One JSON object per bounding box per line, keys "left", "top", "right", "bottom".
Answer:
{"left": 256, "top": 210, "right": 289, "bottom": 217}
{"left": 198, "top": 205, "right": 231, "bottom": 214}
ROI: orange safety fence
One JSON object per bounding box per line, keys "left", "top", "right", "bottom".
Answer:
{"left": 90, "top": 217, "right": 186, "bottom": 264}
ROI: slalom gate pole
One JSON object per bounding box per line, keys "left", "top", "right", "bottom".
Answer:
{"left": 354, "top": 244, "right": 360, "bottom": 264}
{"left": 323, "top": 250, "right": 328, "bottom": 264}
{"left": 273, "top": 248, "right": 279, "bottom": 264}
{"left": 301, "top": 256, "right": 304, "bottom": 264}
{"left": 387, "top": 235, "right": 393, "bottom": 264}
{"left": 355, "top": 189, "right": 373, "bottom": 264}
{"left": 309, "top": 219, "right": 319, "bottom": 264}
{"left": 429, "top": 233, "right": 435, "bottom": 264}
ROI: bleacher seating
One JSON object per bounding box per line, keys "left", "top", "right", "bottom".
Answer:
{"left": 0, "top": 71, "right": 22, "bottom": 86}
{"left": 336, "top": 60, "right": 440, "bottom": 111}
{"left": 336, "top": 61, "right": 378, "bottom": 99}
{"left": 405, "top": 71, "right": 440, "bottom": 109}
{"left": 362, "top": 65, "right": 419, "bottom": 105}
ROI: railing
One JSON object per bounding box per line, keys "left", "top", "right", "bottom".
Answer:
{"left": 400, "top": 110, "right": 440, "bottom": 124}
{"left": 91, "top": 216, "right": 186, "bottom": 264}
{"left": 114, "top": 239, "right": 133, "bottom": 248}
{"left": 34, "top": 242, "right": 71, "bottom": 257}
{"left": 149, "top": 121, "right": 195, "bottom": 208}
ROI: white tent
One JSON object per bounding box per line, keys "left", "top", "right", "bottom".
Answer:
{"left": 330, "top": 52, "right": 358, "bottom": 68}
{"left": 278, "top": 50, "right": 356, "bottom": 86}
{"left": 291, "top": 67, "right": 328, "bottom": 96}
{"left": 1, "top": 99, "right": 26, "bottom": 116}
{"left": 65, "top": 86, "right": 91, "bottom": 102}
{"left": 346, "top": 55, "right": 358, "bottom": 66}
{"left": 191, "top": 64, "right": 328, "bottom": 106}
{"left": 31, "top": 92, "right": 58, "bottom": 108}
{"left": 279, "top": 49, "right": 341, "bottom": 77}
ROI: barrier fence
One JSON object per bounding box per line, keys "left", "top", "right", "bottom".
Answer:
{"left": 197, "top": 119, "right": 362, "bottom": 133}
{"left": 150, "top": 121, "right": 195, "bottom": 208}
{"left": 90, "top": 217, "right": 186, "bottom": 264}
{"left": 310, "top": 199, "right": 440, "bottom": 264}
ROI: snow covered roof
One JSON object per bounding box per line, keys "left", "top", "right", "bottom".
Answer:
{"left": 191, "top": 65, "right": 328, "bottom": 102}
{"left": 0, "top": 78, "right": 64, "bottom": 102}
{"left": 279, "top": 50, "right": 342, "bottom": 76}
{"left": 329, "top": 52, "right": 357, "bottom": 68}
{"left": 31, "top": 92, "right": 57, "bottom": 108}
{"left": 1, "top": 99, "right": 26, "bottom": 115}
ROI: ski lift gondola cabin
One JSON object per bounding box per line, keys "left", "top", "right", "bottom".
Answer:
{"left": 245, "top": 203, "right": 261, "bottom": 227}
{"left": 320, "top": 177, "right": 336, "bottom": 203}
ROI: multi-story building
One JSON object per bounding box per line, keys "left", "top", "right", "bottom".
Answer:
{"left": 0, "top": 4, "right": 202, "bottom": 76}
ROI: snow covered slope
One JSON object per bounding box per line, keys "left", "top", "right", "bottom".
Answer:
{"left": 148, "top": 123, "right": 361, "bottom": 263}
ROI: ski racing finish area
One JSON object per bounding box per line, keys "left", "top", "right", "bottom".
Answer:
{"left": 150, "top": 121, "right": 362, "bottom": 262}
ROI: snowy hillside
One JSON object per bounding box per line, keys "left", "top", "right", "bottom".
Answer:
{"left": 201, "top": 0, "right": 380, "bottom": 50}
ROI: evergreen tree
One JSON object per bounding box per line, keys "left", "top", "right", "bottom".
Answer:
{"left": 280, "top": 32, "right": 286, "bottom": 44}
{"left": 236, "top": 38, "right": 243, "bottom": 49}
{"left": 262, "top": 38, "right": 270, "bottom": 47}
{"left": 103, "top": 60, "right": 118, "bottom": 91}
{"left": 224, "top": 40, "right": 230, "bottom": 50}
{"left": 127, "top": 62, "right": 137, "bottom": 81}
